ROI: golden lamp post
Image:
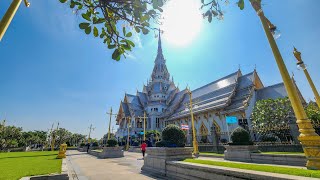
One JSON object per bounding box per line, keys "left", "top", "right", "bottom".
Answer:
{"left": 0, "top": 0, "right": 30, "bottom": 41}
{"left": 293, "top": 47, "right": 320, "bottom": 108}
{"left": 186, "top": 88, "right": 199, "bottom": 156}
{"left": 250, "top": 0, "right": 320, "bottom": 169}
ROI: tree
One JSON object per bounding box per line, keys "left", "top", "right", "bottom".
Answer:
{"left": 305, "top": 101, "right": 320, "bottom": 135}
{"left": 0, "top": 125, "right": 23, "bottom": 150}
{"left": 58, "top": 0, "right": 165, "bottom": 61}
{"left": 52, "top": 128, "right": 72, "bottom": 146}
{"left": 251, "top": 97, "right": 293, "bottom": 141}
{"left": 201, "top": 0, "right": 246, "bottom": 22}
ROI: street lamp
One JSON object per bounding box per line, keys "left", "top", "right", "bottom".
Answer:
{"left": 186, "top": 87, "right": 199, "bottom": 156}
{"left": 293, "top": 47, "right": 320, "bottom": 108}
{"left": 0, "top": 0, "right": 30, "bottom": 41}
{"left": 250, "top": 0, "right": 320, "bottom": 170}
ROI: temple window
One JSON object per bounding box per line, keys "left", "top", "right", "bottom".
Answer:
{"left": 156, "top": 118, "right": 160, "bottom": 128}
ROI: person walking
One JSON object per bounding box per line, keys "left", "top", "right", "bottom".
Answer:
{"left": 86, "top": 143, "right": 90, "bottom": 153}
{"left": 140, "top": 141, "right": 147, "bottom": 159}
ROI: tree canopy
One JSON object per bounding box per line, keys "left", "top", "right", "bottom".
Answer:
{"left": 58, "top": 0, "right": 165, "bottom": 61}
{"left": 58, "top": 0, "right": 246, "bottom": 61}
{"left": 251, "top": 97, "right": 293, "bottom": 134}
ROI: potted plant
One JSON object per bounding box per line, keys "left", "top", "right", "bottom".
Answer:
{"left": 224, "top": 127, "right": 258, "bottom": 162}
{"left": 141, "top": 125, "right": 193, "bottom": 176}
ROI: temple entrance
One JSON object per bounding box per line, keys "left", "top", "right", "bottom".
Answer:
{"left": 200, "top": 122, "right": 209, "bottom": 143}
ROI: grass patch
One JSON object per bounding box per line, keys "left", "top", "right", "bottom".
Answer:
{"left": 200, "top": 152, "right": 224, "bottom": 156}
{"left": 184, "top": 159, "right": 320, "bottom": 178}
{"left": 260, "top": 152, "right": 305, "bottom": 156}
{"left": 0, "top": 151, "right": 62, "bottom": 180}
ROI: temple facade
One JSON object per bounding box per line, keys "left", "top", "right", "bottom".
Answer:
{"left": 115, "top": 34, "right": 304, "bottom": 144}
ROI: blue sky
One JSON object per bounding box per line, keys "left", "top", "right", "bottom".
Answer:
{"left": 1, "top": 0, "right": 319, "bottom": 138}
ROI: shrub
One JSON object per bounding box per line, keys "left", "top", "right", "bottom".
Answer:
{"left": 107, "top": 138, "right": 118, "bottom": 147}
{"left": 155, "top": 140, "right": 169, "bottom": 147}
{"left": 80, "top": 143, "right": 85, "bottom": 147}
{"left": 230, "top": 127, "right": 253, "bottom": 145}
{"left": 92, "top": 142, "right": 99, "bottom": 147}
{"left": 161, "top": 124, "right": 186, "bottom": 147}
{"left": 220, "top": 139, "right": 228, "bottom": 144}
{"left": 260, "top": 135, "right": 278, "bottom": 142}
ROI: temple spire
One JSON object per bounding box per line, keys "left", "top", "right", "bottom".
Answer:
{"left": 158, "top": 29, "right": 162, "bottom": 55}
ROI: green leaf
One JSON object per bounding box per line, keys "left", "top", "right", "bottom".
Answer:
{"left": 237, "top": 0, "right": 245, "bottom": 10}
{"left": 70, "top": 0, "right": 75, "bottom": 8}
{"left": 94, "top": 18, "right": 105, "bottom": 24}
{"left": 142, "top": 28, "right": 149, "bottom": 35}
{"left": 93, "top": 27, "right": 98, "bottom": 37}
{"left": 208, "top": 13, "right": 212, "bottom": 23}
{"left": 85, "top": 26, "right": 91, "bottom": 35}
{"left": 59, "top": 0, "right": 67, "bottom": 3}
{"left": 126, "top": 32, "right": 132, "bottom": 37}
{"left": 108, "top": 44, "right": 116, "bottom": 49}
{"left": 152, "top": 0, "right": 158, "bottom": 9}
{"left": 123, "top": 44, "right": 131, "bottom": 50}
{"left": 112, "top": 49, "right": 121, "bottom": 61}
{"left": 126, "top": 40, "right": 135, "bottom": 47}
{"left": 123, "top": 27, "right": 126, "bottom": 36}
{"left": 82, "top": 13, "right": 91, "bottom": 21}
{"left": 79, "top": 23, "right": 90, "bottom": 29}
{"left": 134, "top": 26, "right": 140, "bottom": 33}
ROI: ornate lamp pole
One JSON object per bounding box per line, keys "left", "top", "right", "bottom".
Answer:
{"left": 293, "top": 47, "right": 320, "bottom": 107}
{"left": 186, "top": 88, "right": 199, "bottom": 156}
{"left": 250, "top": 0, "right": 320, "bottom": 170}
{"left": 0, "top": 0, "right": 30, "bottom": 41}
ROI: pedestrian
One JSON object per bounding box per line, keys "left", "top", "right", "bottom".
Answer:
{"left": 140, "top": 141, "right": 147, "bottom": 159}
{"left": 86, "top": 143, "right": 90, "bottom": 153}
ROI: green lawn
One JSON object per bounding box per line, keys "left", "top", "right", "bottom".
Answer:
{"left": 200, "top": 152, "right": 224, "bottom": 156}
{"left": 260, "top": 152, "right": 305, "bottom": 156}
{"left": 0, "top": 151, "right": 62, "bottom": 180}
{"left": 184, "top": 159, "right": 320, "bottom": 178}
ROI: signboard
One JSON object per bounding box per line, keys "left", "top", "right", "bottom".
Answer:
{"left": 226, "top": 116, "right": 238, "bottom": 124}
{"left": 181, "top": 124, "right": 189, "bottom": 130}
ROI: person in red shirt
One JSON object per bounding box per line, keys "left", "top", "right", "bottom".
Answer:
{"left": 140, "top": 141, "right": 147, "bottom": 159}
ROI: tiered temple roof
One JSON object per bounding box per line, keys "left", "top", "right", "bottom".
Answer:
{"left": 115, "top": 32, "right": 305, "bottom": 126}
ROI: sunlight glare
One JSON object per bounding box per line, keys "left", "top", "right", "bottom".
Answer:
{"left": 161, "top": 0, "right": 203, "bottom": 47}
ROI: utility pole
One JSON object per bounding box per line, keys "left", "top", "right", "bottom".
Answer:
{"left": 87, "top": 124, "right": 95, "bottom": 144}
{"left": 106, "top": 107, "right": 118, "bottom": 141}
{"left": 45, "top": 123, "right": 54, "bottom": 149}
{"left": 51, "top": 122, "right": 59, "bottom": 151}
{"left": 136, "top": 111, "right": 147, "bottom": 141}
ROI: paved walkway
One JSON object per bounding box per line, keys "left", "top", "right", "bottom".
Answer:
{"left": 66, "top": 150, "right": 157, "bottom": 180}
